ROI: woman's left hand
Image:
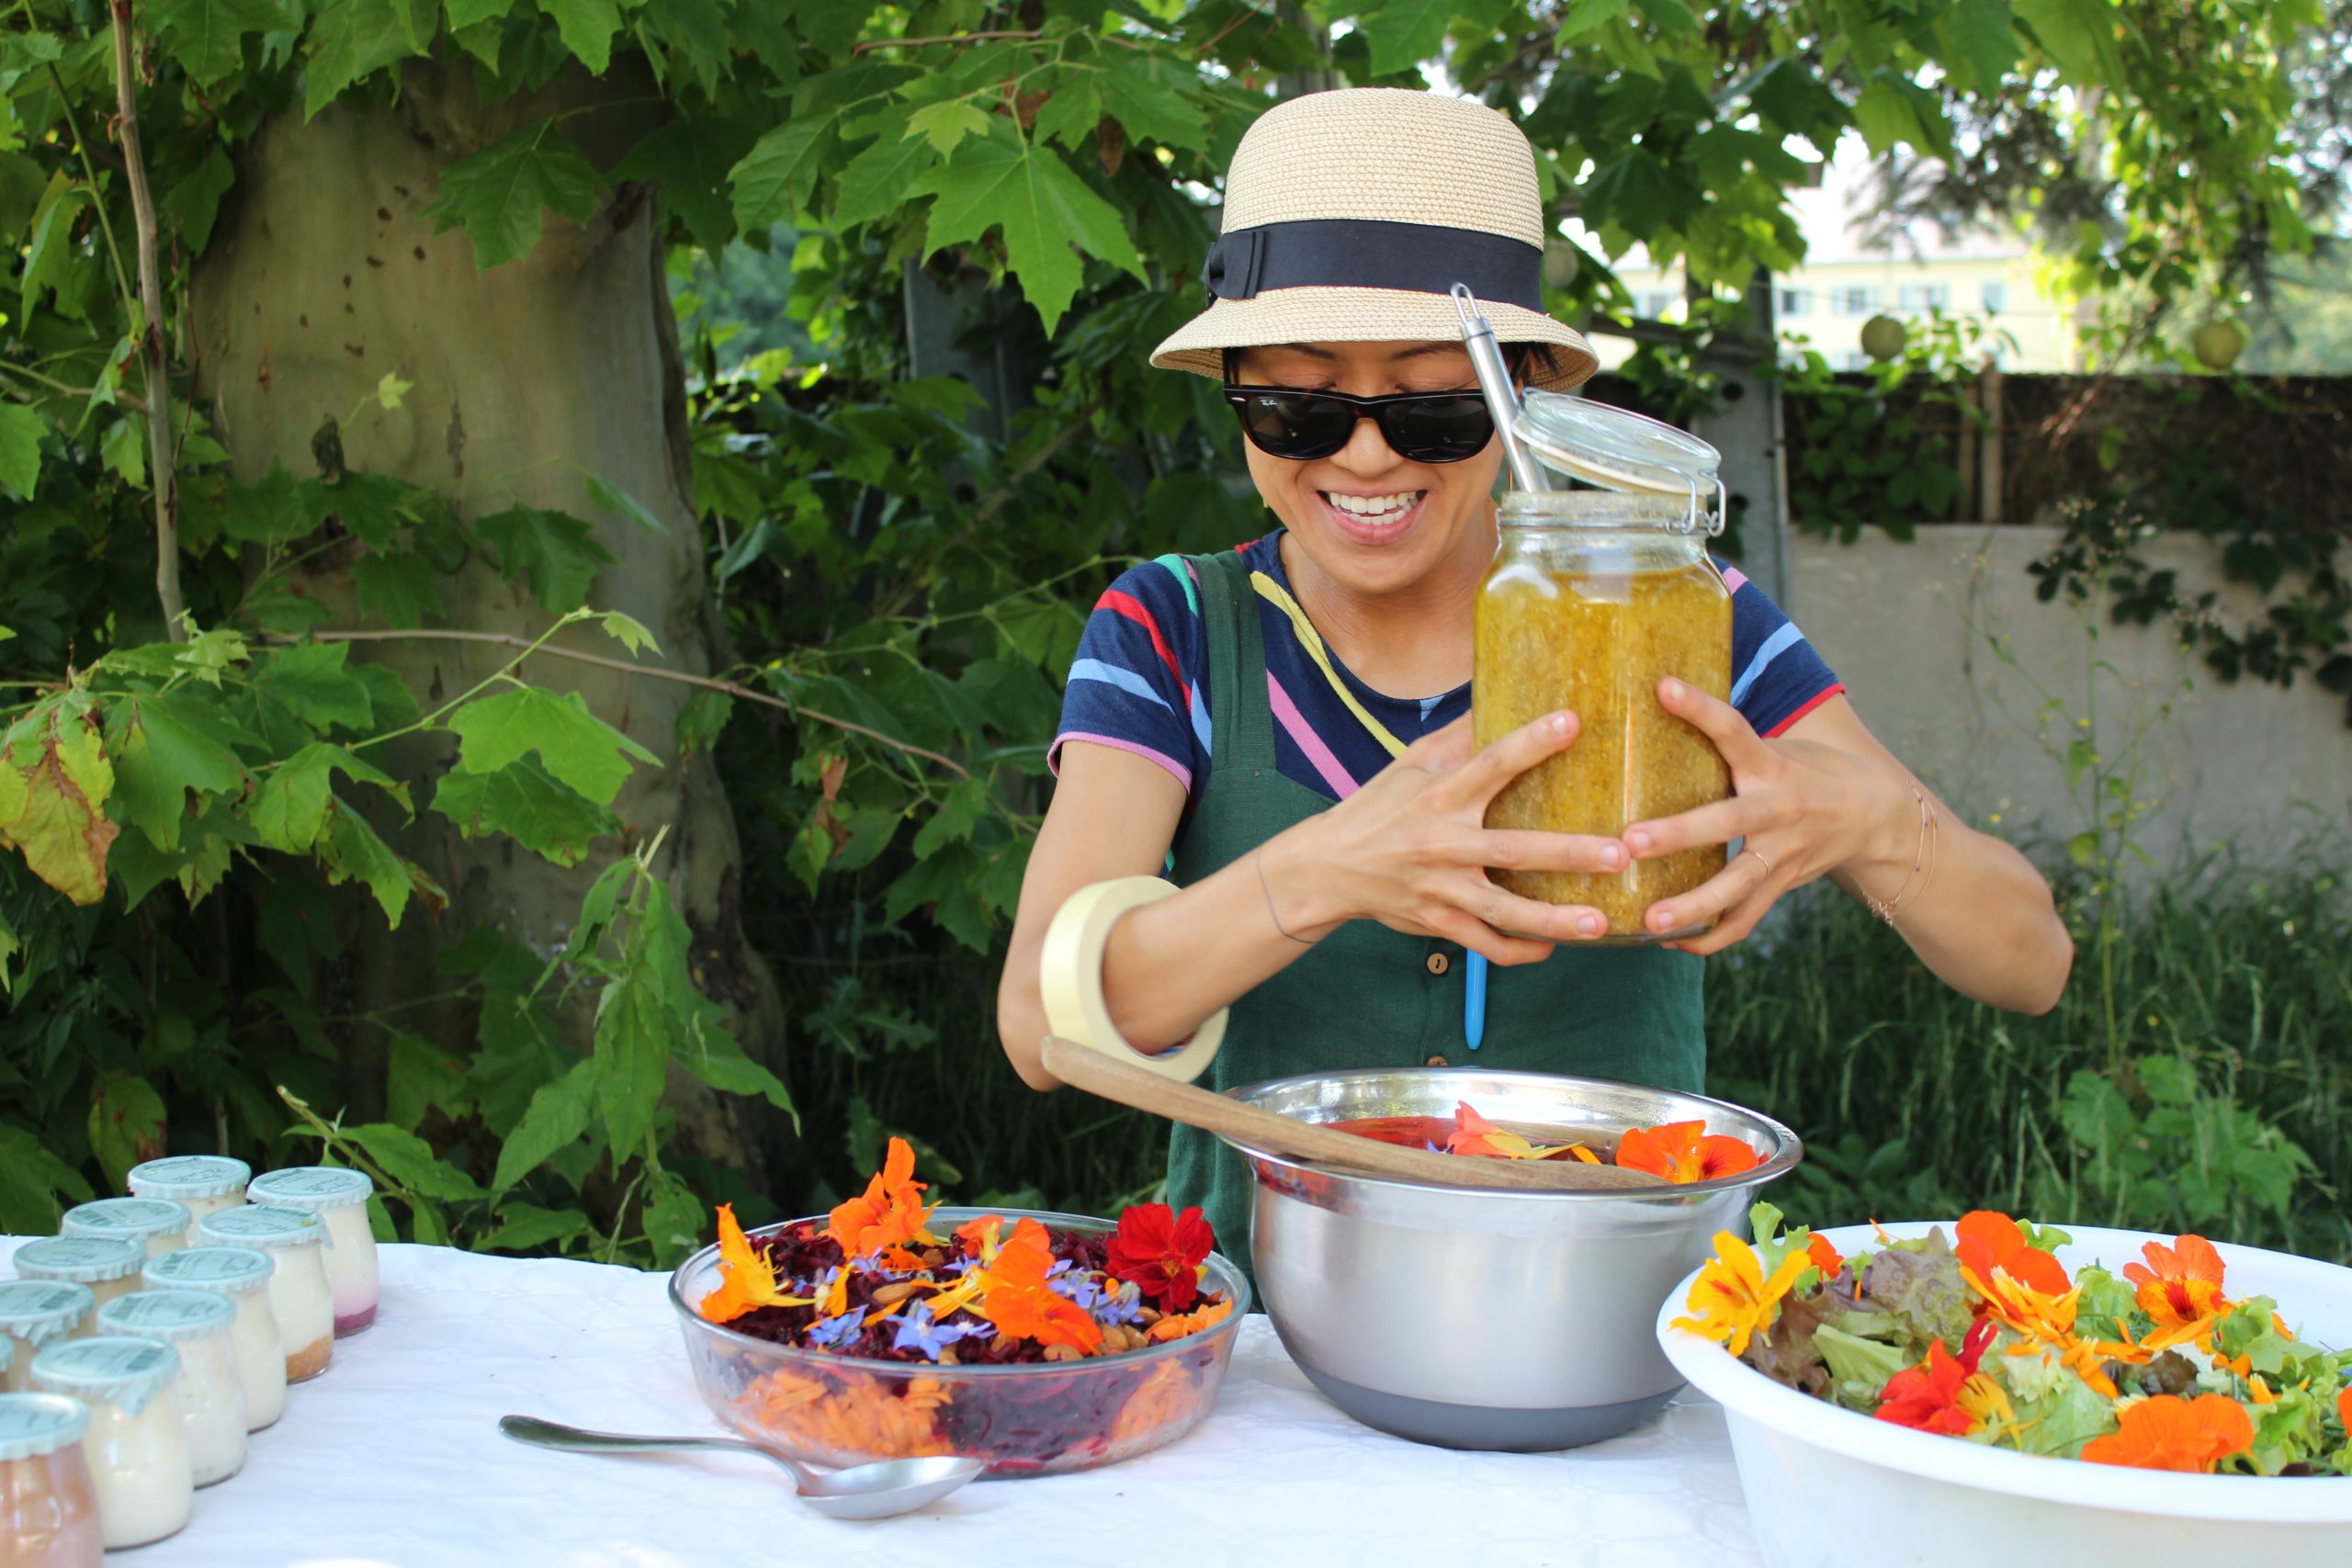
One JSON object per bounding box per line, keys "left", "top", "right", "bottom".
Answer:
{"left": 1621, "top": 678, "right": 1906, "bottom": 954}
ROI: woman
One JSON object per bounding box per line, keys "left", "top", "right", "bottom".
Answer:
{"left": 997, "top": 89, "right": 2071, "bottom": 1255}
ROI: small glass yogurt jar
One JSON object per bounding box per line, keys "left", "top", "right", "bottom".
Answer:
{"left": 126, "top": 1156, "right": 252, "bottom": 1227}
{"left": 247, "top": 1168, "right": 379, "bottom": 1335}
{"left": 28, "top": 1338, "right": 190, "bottom": 1551}
{"left": 141, "top": 1248, "right": 284, "bottom": 1431}
{"left": 7, "top": 1242, "right": 143, "bottom": 1320}
{"left": 0, "top": 1392, "right": 103, "bottom": 1568}
{"left": 58, "top": 1200, "right": 192, "bottom": 1261}
{"left": 194, "top": 1207, "right": 333, "bottom": 1381}
{"left": 0, "top": 1283, "right": 94, "bottom": 1393}
{"left": 95, "top": 1293, "right": 245, "bottom": 1487}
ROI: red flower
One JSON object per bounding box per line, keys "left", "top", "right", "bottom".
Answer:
{"left": 1875, "top": 1318, "right": 1999, "bottom": 1435}
{"left": 1806, "top": 1233, "right": 1845, "bottom": 1281}
{"left": 1105, "top": 1202, "right": 1215, "bottom": 1311}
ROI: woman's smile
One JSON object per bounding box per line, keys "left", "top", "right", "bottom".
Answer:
{"left": 1317, "top": 487, "right": 1430, "bottom": 544}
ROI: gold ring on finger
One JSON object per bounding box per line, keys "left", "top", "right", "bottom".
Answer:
{"left": 1741, "top": 847, "right": 1772, "bottom": 878}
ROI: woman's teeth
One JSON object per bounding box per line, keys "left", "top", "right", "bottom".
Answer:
{"left": 1323, "top": 491, "right": 1422, "bottom": 524}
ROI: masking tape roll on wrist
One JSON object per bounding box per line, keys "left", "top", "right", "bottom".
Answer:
{"left": 1040, "top": 876, "right": 1227, "bottom": 1083}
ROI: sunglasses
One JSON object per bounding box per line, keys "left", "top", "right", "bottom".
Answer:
{"left": 1221, "top": 385, "right": 1498, "bottom": 465}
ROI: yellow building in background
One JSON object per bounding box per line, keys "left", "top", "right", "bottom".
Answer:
{"left": 1597, "top": 157, "right": 2076, "bottom": 371}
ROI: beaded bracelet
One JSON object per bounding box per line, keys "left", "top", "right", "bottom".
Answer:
{"left": 1864, "top": 779, "right": 1940, "bottom": 926}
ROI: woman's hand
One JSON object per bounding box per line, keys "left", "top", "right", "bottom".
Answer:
{"left": 1262, "top": 711, "right": 1627, "bottom": 965}
{"left": 1622, "top": 678, "right": 1910, "bottom": 954}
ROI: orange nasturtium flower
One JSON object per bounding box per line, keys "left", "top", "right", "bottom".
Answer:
{"left": 972, "top": 1219, "right": 1102, "bottom": 1355}
{"left": 1962, "top": 1258, "right": 2144, "bottom": 1399}
{"left": 698, "top": 1204, "right": 815, "bottom": 1325}
{"left": 1613, "top": 1121, "right": 1760, "bottom": 1184}
{"left": 1671, "top": 1230, "right": 1811, "bottom": 1357}
{"left": 1806, "top": 1233, "right": 1845, "bottom": 1281}
{"left": 826, "top": 1136, "right": 941, "bottom": 1258}
{"left": 2338, "top": 1384, "right": 2351, "bottom": 1434}
{"left": 2081, "top": 1393, "right": 2256, "bottom": 1473}
{"left": 1445, "top": 1101, "right": 1587, "bottom": 1161}
{"left": 2121, "top": 1235, "right": 2231, "bottom": 1350}
{"left": 1875, "top": 1319, "right": 2000, "bottom": 1436}
{"left": 1952, "top": 1212, "right": 2072, "bottom": 1298}
{"left": 1148, "top": 1298, "right": 1236, "bottom": 1343}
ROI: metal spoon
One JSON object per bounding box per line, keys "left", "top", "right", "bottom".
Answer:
{"left": 498, "top": 1414, "right": 985, "bottom": 1520}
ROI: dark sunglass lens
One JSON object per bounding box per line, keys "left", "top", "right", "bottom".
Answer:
{"left": 1381, "top": 397, "right": 1494, "bottom": 462}
{"left": 1236, "top": 391, "right": 1352, "bottom": 458}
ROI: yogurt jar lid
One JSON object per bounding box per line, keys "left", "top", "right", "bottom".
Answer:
{"left": 97, "top": 1289, "right": 236, "bottom": 1343}
{"left": 11, "top": 1235, "right": 144, "bottom": 1283}
{"left": 142, "top": 1246, "right": 275, "bottom": 1295}
{"left": 0, "top": 1393, "right": 91, "bottom": 1461}
{"left": 198, "top": 1203, "right": 326, "bottom": 1250}
{"left": 0, "top": 1280, "right": 96, "bottom": 1347}
{"left": 61, "top": 1197, "right": 193, "bottom": 1243}
{"left": 30, "top": 1337, "right": 180, "bottom": 1419}
{"left": 248, "top": 1166, "right": 373, "bottom": 1211}
{"left": 128, "top": 1155, "right": 253, "bottom": 1201}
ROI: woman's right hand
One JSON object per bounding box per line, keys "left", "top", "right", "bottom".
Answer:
{"left": 1259, "top": 711, "right": 1623, "bottom": 964}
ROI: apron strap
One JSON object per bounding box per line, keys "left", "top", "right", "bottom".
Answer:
{"left": 1190, "top": 548, "right": 1278, "bottom": 773}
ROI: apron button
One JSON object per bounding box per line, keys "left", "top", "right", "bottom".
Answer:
{"left": 1425, "top": 952, "right": 1451, "bottom": 976}
{"left": 1426, "top": 1055, "right": 1449, "bottom": 1067}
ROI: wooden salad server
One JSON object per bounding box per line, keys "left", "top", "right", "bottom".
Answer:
{"left": 1038, "top": 1034, "right": 1664, "bottom": 1193}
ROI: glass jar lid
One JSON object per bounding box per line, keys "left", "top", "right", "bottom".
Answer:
{"left": 97, "top": 1290, "right": 235, "bottom": 1343}
{"left": 30, "top": 1337, "right": 180, "bottom": 1419}
{"left": 143, "top": 1246, "right": 275, "bottom": 1295}
{"left": 11, "top": 1236, "right": 144, "bottom": 1283}
{"left": 1514, "top": 390, "right": 1725, "bottom": 535}
{"left": 197, "top": 1203, "right": 325, "bottom": 1251}
{"left": 0, "top": 1280, "right": 95, "bottom": 1348}
{"left": 129, "top": 1155, "right": 253, "bottom": 1201}
{"left": 0, "top": 1393, "right": 90, "bottom": 1461}
{"left": 249, "top": 1166, "right": 373, "bottom": 1211}
{"left": 61, "top": 1198, "right": 192, "bottom": 1245}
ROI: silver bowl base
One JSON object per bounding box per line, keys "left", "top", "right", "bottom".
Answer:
{"left": 1295, "top": 1362, "right": 1680, "bottom": 1452}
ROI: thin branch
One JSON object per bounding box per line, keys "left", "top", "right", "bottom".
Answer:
{"left": 110, "top": 3, "right": 184, "bottom": 642}
{"left": 852, "top": 28, "right": 1042, "bottom": 53}
{"left": 283, "top": 628, "right": 972, "bottom": 778}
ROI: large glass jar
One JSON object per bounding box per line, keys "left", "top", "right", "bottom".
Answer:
{"left": 59, "top": 1200, "right": 191, "bottom": 1261}
{"left": 6, "top": 1244, "right": 143, "bottom": 1323}
{"left": 194, "top": 1206, "right": 333, "bottom": 1382}
{"left": 127, "top": 1157, "right": 252, "bottom": 1227}
{"left": 0, "top": 1285, "right": 93, "bottom": 1395}
{"left": 26, "top": 1338, "right": 190, "bottom": 1551}
{"left": 247, "top": 1168, "right": 378, "bottom": 1335}
{"left": 0, "top": 1393, "right": 103, "bottom": 1567}
{"left": 95, "top": 1293, "right": 245, "bottom": 1487}
{"left": 1474, "top": 490, "right": 1732, "bottom": 940}
{"left": 141, "top": 1248, "right": 284, "bottom": 1432}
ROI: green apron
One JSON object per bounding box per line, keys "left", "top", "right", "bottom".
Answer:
{"left": 1164, "top": 547, "right": 1705, "bottom": 1266}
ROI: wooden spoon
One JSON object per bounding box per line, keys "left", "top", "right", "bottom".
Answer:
{"left": 1038, "top": 1035, "right": 1663, "bottom": 1193}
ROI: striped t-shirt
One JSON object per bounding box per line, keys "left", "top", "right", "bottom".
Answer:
{"left": 1050, "top": 532, "right": 1844, "bottom": 807}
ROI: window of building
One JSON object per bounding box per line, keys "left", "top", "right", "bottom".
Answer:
{"left": 1838, "top": 286, "right": 1881, "bottom": 317}
{"left": 1776, "top": 288, "right": 1806, "bottom": 318}
{"left": 1898, "top": 283, "right": 1950, "bottom": 311}
{"left": 1637, "top": 290, "right": 1678, "bottom": 321}
{"left": 1981, "top": 281, "right": 2008, "bottom": 315}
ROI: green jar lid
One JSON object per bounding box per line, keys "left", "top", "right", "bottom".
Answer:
{"left": 197, "top": 1203, "right": 325, "bottom": 1251}
{"left": 142, "top": 1246, "right": 275, "bottom": 1296}
{"left": 11, "top": 1235, "right": 143, "bottom": 1284}
{"left": 0, "top": 1280, "right": 96, "bottom": 1348}
{"left": 249, "top": 1166, "right": 373, "bottom": 1211}
{"left": 0, "top": 1393, "right": 90, "bottom": 1461}
{"left": 62, "top": 1198, "right": 192, "bottom": 1245}
{"left": 129, "top": 1156, "right": 253, "bottom": 1201}
{"left": 97, "top": 1289, "right": 236, "bottom": 1343}
{"left": 30, "top": 1336, "right": 179, "bottom": 1419}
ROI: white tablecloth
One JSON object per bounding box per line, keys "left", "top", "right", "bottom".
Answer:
{"left": 2, "top": 1239, "right": 1762, "bottom": 1567}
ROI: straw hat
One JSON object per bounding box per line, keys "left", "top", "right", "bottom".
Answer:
{"left": 1150, "top": 88, "right": 1596, "bottom": 391}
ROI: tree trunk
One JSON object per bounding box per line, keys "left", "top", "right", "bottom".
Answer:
{"left": 190, "top": 58, "right": 789, "bottom": 1186}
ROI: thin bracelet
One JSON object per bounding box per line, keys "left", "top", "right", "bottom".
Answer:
{"left": 1253, "top": 846, "right": 1316, "bottom": 944}
{"left": 1863, "top": 780, "right": 1940, "bottom": 925}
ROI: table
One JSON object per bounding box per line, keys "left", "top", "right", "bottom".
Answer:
{"left": 3, "top": 1239, "right": 1763, "bottom": 1567}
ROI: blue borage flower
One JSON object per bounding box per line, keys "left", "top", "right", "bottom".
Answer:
{"left": 806, "top": 1309, "right": 865, "bottom": 1349}
{"left": 891, "top": 1302, "right": 980, "bottom": 1362}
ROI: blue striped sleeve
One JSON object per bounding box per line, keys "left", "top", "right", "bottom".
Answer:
{"left": 1049, "top": 559, "right": 1211, "bottom": 797}
{"left": 1721, "top": 564, "right": 1843, "bottom": 737}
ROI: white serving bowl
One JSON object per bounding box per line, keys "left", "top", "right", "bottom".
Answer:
{"left": 1657, "top": 1222, "right": 2352, "bottom": 1568}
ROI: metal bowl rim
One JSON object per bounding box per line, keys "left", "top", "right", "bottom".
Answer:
{"left": 1217, "top": 1066, "right": 1803, "bottom": 1201}
{"left": 667, "top": 1203, "right": 1252, "bottom": 1376}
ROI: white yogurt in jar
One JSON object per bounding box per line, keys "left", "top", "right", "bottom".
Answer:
{"left": 194, "top": 1206, "right": 333, "bottom": 1381}
{"left": 8, "top": 1240, "right": 143, "bottom": 1320}
{"left": 0, "top": 1281, "right": 93, "bottom": 1393}
{"left": 127, "top": 1156, "right": 252, "bottom": 1227}
{"left": 140, "top": 1247, "right": 283, "bottom": 1431}
{"left": 96, "top": 1292, "right": 245, "bottom": 1487}
{"left": 59, "top": 1199, "right": 191, "bottom": 1261}
{"left": 246, "top": 1168, "right": 379, "bottom": 1335}
{"left": 28, "top": 1337, "right": 191, "bottom": 1550}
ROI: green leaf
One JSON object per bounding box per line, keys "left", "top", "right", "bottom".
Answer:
{"left": 385, "top": 1030, "right": 473, "bottom": 1132}
{"left": 0, "top": 695, "right": 118, "bottom": 906}
{"left": 639, "top": 1169, "right": 704, "bottom": 1269}
{"left": 1558, "top": 0, "right": 1634, "bottom": 43}
{"left": 248, "top": 742, "right": 400, "bottom": 852}
{"left": 317, "top": 795, "right": 435, "bottom": 926}
{"left": 560, "top": 857, "right": 638, "bottom": 967}
{"left": 2014, "top": 0, "right": 2122, "bottom": 85}
{"left": 1033, "top": 78, "right": 1102, "bottom": 150}
{"left": 160, "top": 147, "right": 237, "bottom": 251}
{"left": 303, "top": 0, "right": 431, "bottom": 120}
{"left": 908, "top": 130, "right": 1143, "bottom": 335}
{"left": 1937, "top": 0, "right": 2022, "bottom": 93}
{"left": 729, "top": 117, "right": 836, "bottom": 231}
{"left": 1094, "top": 71, "right": 1208, "bottom": 152}
{"left": 430, "top": 756, "right": 619, "bottom": 866}
{"left": 598, "top": 612, "right": 660, "bottom": 656}
{"left": 675, "top": 690, "right": 732, "bottom": 758}
{"left": 0, "top": 1125, "right": 94, "bottom": 1233}
{"left": 1363, "top": 0, "right": 1456, "bottom": 73}
{"left": 447, "top": 685, "right": 660, "bottom": 806}
{"left": 150, "top": 0, "right": 298, "bottom": 87}
{"left": 1851, "top": 73, "right": 1949, "bottom": 158}
{"left": 910, "top": 774, "right": 989, "bottom": 858}
{"left": 677, "top": 1024, "right": 795, "bottom": 1118}
{"left": 314, "top": 470, "right": 416, "bottom": 549}
{"left": 472, "top": 504, "right": 616, "bottom": 611}
{"left": 107, "top": 693, "right": 250, "bottom": 852}
{"left": 428, "top": 121, "right": 604, "bottom": 271}
{"left": 593, "top": 970, "right": 667, "bottom": 1156}
{"left": 0, "top": 401, "right": 43, "bottom": 501}
{"left": 474, "top": 1202, "right": 594, "bottom": 1254}
{"left": 611, "top": 114, "right": 755, "bottom": 253}
{"left": 492, "top": 1056, "right": 596, "bottom": 1190}
{"left": 537, "top": 0, "right": 622, "bottom": 73}
{"left": 20, "top": 183, "right": 89, "bottom": 320}
{"left": 831, "top": 126, "right": 941, "bottom": 232}
{"left": 254, "top": 641, "right": 377, "bottom": 733}
{"left": 352, "top": 550, "right": 442, "bottom": 626}
{"left": 907, "top": 99, "right": 992, "bottom": 156}
{"left": 86, "top": 1073, "right": 169, "bottom": 1190}
{"left": 333, "top": 1122, "right": 486, "bottom": 1201}
{"left": 582, "top": 472, "right": 667, "bottom": 535}
{"left": 99, "top": 416, "right": 145, "bottom": 487}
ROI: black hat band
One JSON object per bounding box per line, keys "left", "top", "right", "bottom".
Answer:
{"left": 1201, "top": 219, "right": 1544, "bottom": 310}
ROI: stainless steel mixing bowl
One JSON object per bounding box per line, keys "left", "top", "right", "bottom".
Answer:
{"left": 1223, "top": 1066, "right": 1800, "bottom": 1452}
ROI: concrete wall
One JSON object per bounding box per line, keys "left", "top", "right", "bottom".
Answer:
{"left": 1784, "top": 526, "right": 2352, "bottom": 868}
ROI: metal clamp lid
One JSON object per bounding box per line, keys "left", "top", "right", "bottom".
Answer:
{"left": 1512, "top": 388, "right": 1726, "bottom": 536}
